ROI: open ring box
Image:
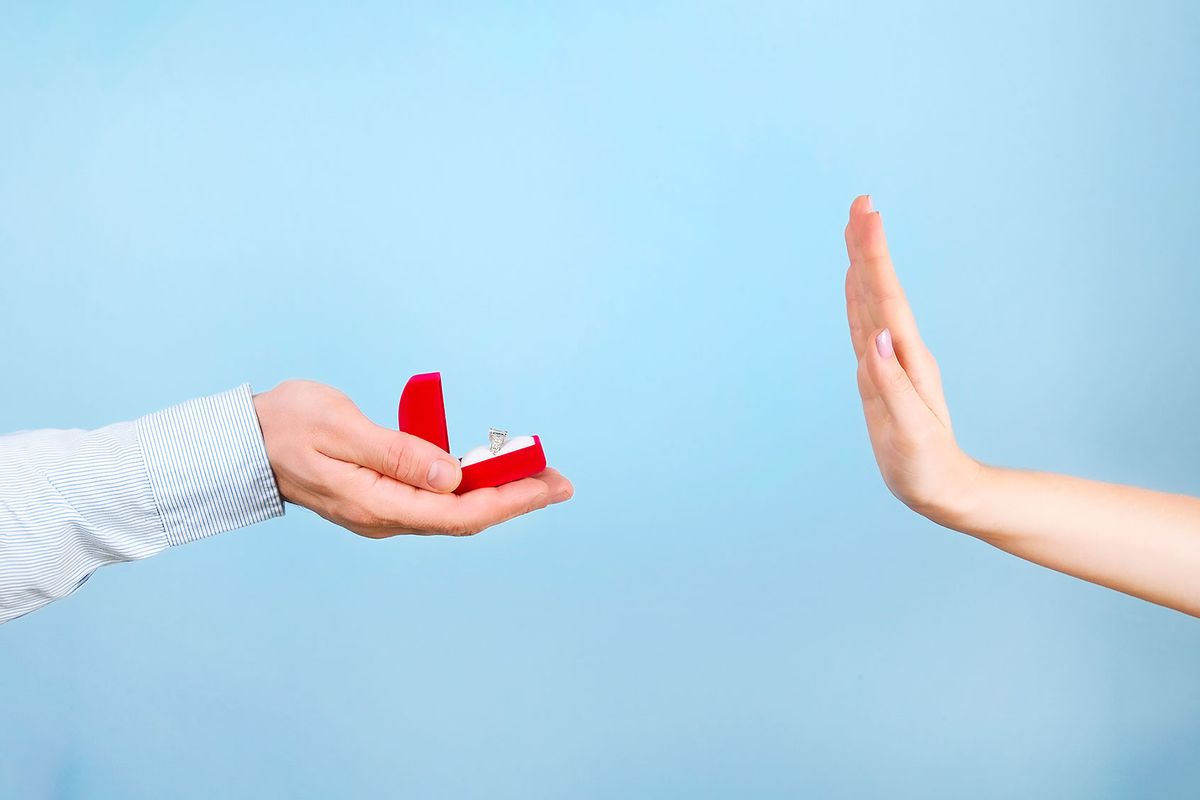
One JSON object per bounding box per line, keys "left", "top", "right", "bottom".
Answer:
{"left": 398, "top": 372, "right": 547, "bottom": 494}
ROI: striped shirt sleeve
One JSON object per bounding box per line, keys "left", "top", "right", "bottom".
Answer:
{"left": 0, "top": 384, "right": 284, "bottom": 624}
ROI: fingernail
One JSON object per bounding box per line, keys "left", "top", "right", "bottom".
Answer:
{"left": 865, "top": 195, "right": 874, "bottom": 212}
{"left": 875, "top": 328, "right": 894, "bottom": 359}
{"left": 427, "top": 459, "right": 459, "bottom": 491}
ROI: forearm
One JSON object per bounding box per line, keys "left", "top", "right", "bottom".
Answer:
{"left": 0, "top": 385, "right": 283, "bottom": 624}
{"left": 0, "top": 422, "right": 165, "bottom": 622}
{"left": 939, "top": 464, "right": 1200, "bottom": 616}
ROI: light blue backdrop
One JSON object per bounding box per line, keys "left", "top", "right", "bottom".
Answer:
{"left": 2, "top": 1, "right": 1198, "bottom": 798}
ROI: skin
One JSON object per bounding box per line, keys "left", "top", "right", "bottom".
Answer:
{"left": 253, "top": 380, "right": 572, "bottom": 538}
{"left": 845, "top": 195, "right": 1200, "bottom": 617}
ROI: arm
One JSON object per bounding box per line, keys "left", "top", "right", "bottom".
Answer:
{"left": 0, "top": 384, "right": 281, "bottom": 623}
{"left": 844, "top": 195, "right": 1200, "bottom": 616}
{"left": 1, "top": 381, "right": 572, "bottom": 624}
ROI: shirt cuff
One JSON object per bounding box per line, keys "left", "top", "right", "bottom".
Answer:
{"left": 137, "top": 384, "right": 285, "bottom": 547}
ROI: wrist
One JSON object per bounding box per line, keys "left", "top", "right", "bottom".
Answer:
{"left": 251, "top": 387, "right": 288, "bottom": 496}
{"left": 915, "top": 452, "right": 993, "bottom": 533}
{"left": 140, "top": 384, "right": 284, "bottom": 545}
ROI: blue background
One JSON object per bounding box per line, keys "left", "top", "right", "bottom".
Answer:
{"left": 2, "top": 1, "right": 1199, "bottom": 797}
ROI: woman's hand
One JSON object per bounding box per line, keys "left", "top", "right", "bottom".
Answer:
{"left": 253, "top": 380, "right": 572, "bottom": 538}
{"left": 844, "top": 195, "right": 981, "bottom": 525}
{"left": 843, "top": 195, "right": 1200, "bottom": 615}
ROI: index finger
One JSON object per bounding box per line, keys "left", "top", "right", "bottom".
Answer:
{"left": 847, "top": 196, "right": 922, "bottom": 343}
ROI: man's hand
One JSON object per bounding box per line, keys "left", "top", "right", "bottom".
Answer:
{"left": 844, "top": 195, "right": 981, "bottom": 524}
{"left": 253, "top": 380, "right": 573, "bottom": 538}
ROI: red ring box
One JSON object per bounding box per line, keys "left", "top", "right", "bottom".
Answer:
{"left": 398, "top": 372, "right": 547, "bottom": 494}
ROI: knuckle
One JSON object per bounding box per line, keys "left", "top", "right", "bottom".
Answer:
{"left": 383, "top": 440, "right": 423, "bottom": 482}
{"left": 525, "top": 490, "right": 551, "bottom": 514}
{"left": 886, "top": 367, "right": 911, "bottom": 392}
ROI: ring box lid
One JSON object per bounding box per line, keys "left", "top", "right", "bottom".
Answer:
{"left": 397, "top": 372, "right": 451, "bottom": 453}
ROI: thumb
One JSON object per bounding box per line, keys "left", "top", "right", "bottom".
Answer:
{"left": 337, "top": 419, "right": 463, "bottom": 493}
{"left": 864, "top": 328, "right": 932, "bottom": 430}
